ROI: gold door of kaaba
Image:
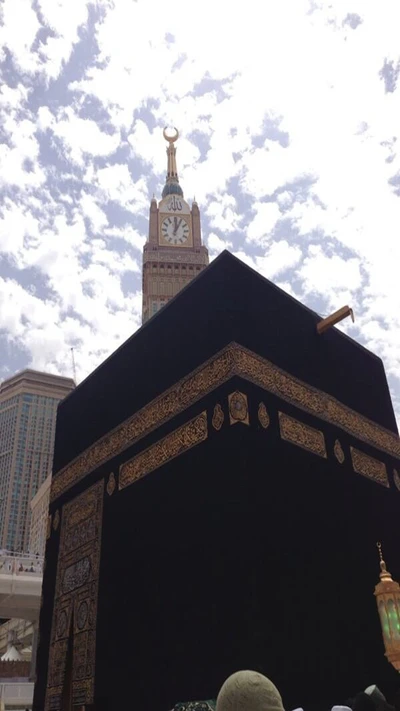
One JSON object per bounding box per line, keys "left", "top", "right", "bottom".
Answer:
{"left": 45, "top": 480, "right": 103, "bottom": 711}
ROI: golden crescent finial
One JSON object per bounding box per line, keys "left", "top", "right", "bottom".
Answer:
{"left": 163, "top": 126, "right": 179, "bottom": 143}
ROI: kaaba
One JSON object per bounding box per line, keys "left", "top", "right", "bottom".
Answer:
{"left": 34, "top": 251, "right": 400, "bottom": 711}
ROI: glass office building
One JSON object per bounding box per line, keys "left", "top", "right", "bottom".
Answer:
{"left": 0, "top": 370, "right": 75, "bottom": 552}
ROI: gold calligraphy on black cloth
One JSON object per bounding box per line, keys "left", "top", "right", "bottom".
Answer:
{"left": 51, "top": 342, "right": 400, "bottom": 503}
{"left": 350, "top": 447, "right": 389, "bottom": 488}
{"left": 279, "top": 412, "right": 327, "bottom": 458}
{"left": 45, "top": 480, "right": 104, "bottom": 711}
{"left": 119, "top": 412, "right": 207, "bottom": 489}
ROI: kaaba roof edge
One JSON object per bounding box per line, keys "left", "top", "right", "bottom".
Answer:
{"left": 53, "top": 250, "right": 397, "bottom": 477}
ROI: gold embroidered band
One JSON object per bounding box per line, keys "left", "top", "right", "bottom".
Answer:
{"left": 279, "top": 412, "right": 327, "bottom": 458}
{"left": 350, "top": 447, "right": 389, "bottom": 487}
{"left": 51, "top": 342, "right": 400, "bottom": 502}
{"left": 119, "top": 411, "right": 208, "bottom": 490}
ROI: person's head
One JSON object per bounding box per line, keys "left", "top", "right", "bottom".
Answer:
{"left": 216, "top": 671, "right": 284, "bottom": 711}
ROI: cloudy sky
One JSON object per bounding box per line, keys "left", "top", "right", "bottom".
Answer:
{"left": 1, "top": 0, "right": 400, "bottom": 422}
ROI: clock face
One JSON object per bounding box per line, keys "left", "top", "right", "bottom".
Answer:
{"left": 161, "top": 216, "right": 190, "bottom": 245}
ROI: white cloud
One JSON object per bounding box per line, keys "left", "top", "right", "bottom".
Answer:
{"left": 298, "top": 246, "right": 363, "bottom": 307}
{"left": 0, "top": 200, "right": 40, "bottom": 256}
{"left": 50, "top": 107, "right": 120, "bottom": 166}
{"left": 0, "top": 115, "right": 45, "bottom": 189}
{"left": 37, "top": 0, "right": 91, "bottom": 79}
{"left": 1, "top": 0, "right": 400, "bottom": 424}
{"left": 233, "top": 241, "right": 302, "bottom": 281}
{"left": 80, "top": 193, "right": 108, "bottom": 233}
{"left": 91, "top": 164, "right": 148, "bottom": 212}
{"left": 206, "top": 194, "right": 241, "bottom": 234}
{"left": 0, "top": 0, "right": 40, "bottom": 74}
{"left": 103, "top": 225, "right": 146, "bottom": 252}
{"left": 0, "top": 0, "right": 91, "bottom": 81}
{"left": 0, "top": 277, "right": 58, "bottom": 336}
{"left": 246, "top": 203, "right": 282, "bottom": 244}
{"left": 207, "top": 232, "right": 233, "bottom": 257}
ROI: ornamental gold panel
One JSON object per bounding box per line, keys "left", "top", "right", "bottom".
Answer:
{"left": 51, "top": 347, "right": 234, "bottom": 502}
{"left": 334, "top": 439, "right": 345, "bottom": 464}
{"left": 212, "top": 404, "right": 224, "bottom": 431}
{"left": 233, "top": 347, "right": 400, "bottom": 460}
{"left": 228, "top": 391, "right": 249, "bottom": 425}
{"left": 350, "top": 447, "right": 389, "bottom": 488}
{"left": 119, "top": 411, "right": 208, "bottom": 490}
{"left": 258, "top": 402, "right": 270, "bottom": 429}
{"left": 279, "top": 412, "right": 327, "bottom": 458}
{"left": 51, "top": 342, "right": 400, "bottom": 502}
{"left": 106, "top": 472, "right": 116, "bottom": 496}
{"left": 45, "top": 480, "right": 104, "bottom": 711}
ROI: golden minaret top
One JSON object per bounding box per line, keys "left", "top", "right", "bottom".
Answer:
{"left": 377, "top": 542, "right": 395, "bottom": 584}
{"left": 162, "top": 127, "right": 183, "bottom": 198}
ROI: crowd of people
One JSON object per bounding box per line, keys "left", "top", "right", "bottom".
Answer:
{"left": 0, "top": 550, "right": 42, "bottom": 574}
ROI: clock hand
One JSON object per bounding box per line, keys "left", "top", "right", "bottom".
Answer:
{"left": 173, "top": 216, "right": 178, "bottom": 235}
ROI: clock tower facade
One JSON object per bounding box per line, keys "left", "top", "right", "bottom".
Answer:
{"left": 142, "top": 128, "right": 209, "bottom": 323}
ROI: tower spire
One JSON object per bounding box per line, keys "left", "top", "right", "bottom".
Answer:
{"left": 377, "top": 542, "right": 394, "bottom": 583}
{"left": 162, "top": 127, "right": 183, "bottom": 199}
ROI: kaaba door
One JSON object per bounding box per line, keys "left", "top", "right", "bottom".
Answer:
{"left": 60, "top": 621, "right": 73, "bottom": 711}
{"left": 45, "top": 480, "right": 104, "bottom": 711}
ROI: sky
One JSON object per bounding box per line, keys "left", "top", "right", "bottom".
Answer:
{"left": 0, "top": 0, "right": 400, "bottom": 422}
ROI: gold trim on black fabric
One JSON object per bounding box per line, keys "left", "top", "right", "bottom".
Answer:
{"left": 47, "top": 515, "right": 52, "bottom": 540}
{"left": 334, "top": 439, "right": 345, "bottom": 464}
{"left": 350, "top": 447, "right": 389, "bottom": 488}
{"left": 45, "top": 480, "right": 104, "bottom": 711}
{"left": 258, "top": 402, "right": 270, "bottom": 429}
{"left": 51, "top": 342, "right": 400, "bottom": 502}
{"left": 279, "top": 412, "right": 327, "bottom": 458}
{"left": 106, "top": 473, "right": 116, "bottom": 496}
{"left": 394, "top": 469, "right": 400, "bottom": 491}
{"left": 228, "top": 391, "right": 249, "bottom": 425}
{"left": 212, "top": 404, "right": 224, "bottom": 431}
{"left": 119, "top": 412, "right": 208, "bottom": 490}
{"left": 235, "top": 347, "right": 399, "bottom": 459}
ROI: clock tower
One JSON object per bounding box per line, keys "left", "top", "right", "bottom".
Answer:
{"left": 142, "top": 128, "right": 209, "bottom": 323}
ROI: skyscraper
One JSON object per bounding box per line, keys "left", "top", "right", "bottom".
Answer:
{"left": 141, "top": 127, "right": 209, "bottom": 322}
{"left": 29, "top": 474, "right": 51, "bottom": 557}
{"left": 0, "top": 370, "right": 74, "bottom": 552}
